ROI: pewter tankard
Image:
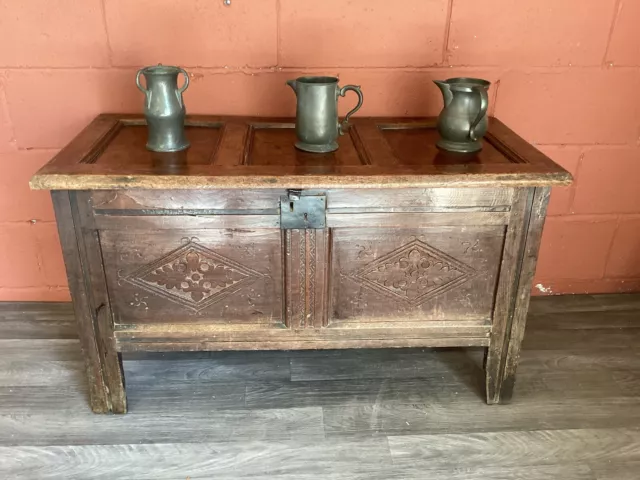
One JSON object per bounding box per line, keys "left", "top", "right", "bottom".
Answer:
{"left": 136, "top": 65, "right": 190, "bottom": 152}
{"left": 434, "top": 77, "right": 490, "bottom": 153}
{"left": 286, "top": 76, "right": 363, "bottom": 153}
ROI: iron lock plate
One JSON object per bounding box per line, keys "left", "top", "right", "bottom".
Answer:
{"left": 280, "top": 191, "right": 326, "bottom": 229}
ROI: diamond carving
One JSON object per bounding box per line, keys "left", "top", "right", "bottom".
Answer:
{"left": 125, "top": 240, "right": 263, "bottom": 312}
{"left": 349, "top": 239, "right": 477, "bottom": 307}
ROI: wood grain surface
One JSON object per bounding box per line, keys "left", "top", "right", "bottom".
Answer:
{"left": 29, "top": 115, "right": 572, "bottom": 190}
{"left": 0, "top": 294, "right": 639, "bottom": 479}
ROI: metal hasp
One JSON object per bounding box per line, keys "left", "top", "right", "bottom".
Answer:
{"left": 280, "top": 189, "right": 326, "bottom": 229}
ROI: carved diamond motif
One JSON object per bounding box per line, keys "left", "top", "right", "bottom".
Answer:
{"left": 125, "top": 240, "right": 263, "bottom": 312}
{"left": 350, "top": 239, "right": 477, "bottom": 307}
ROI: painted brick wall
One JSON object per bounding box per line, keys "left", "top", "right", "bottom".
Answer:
{"left": 0, "top": 0, "right": 639, "bottom": 300}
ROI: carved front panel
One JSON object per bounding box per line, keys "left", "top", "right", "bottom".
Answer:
{"left": 101, "top": 229, "right": 284, "bottom": 325}
{"left": 330, "top": 226, "right": 505, "bottom": 324}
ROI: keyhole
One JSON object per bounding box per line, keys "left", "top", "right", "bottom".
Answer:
{"left": 304, "top": 213, "right": 308, "bottom": 222}
{"left": 289, "top": 201, "right": 294, "bottom": 212}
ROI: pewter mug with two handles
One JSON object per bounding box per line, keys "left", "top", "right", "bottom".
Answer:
{"left": 136, "top": 64, "right": 190, "bottom": 152}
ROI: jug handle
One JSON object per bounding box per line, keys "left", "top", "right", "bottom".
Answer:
{"left": 135, "top": 69, "right": 147, "bottom": 93}
{"left": 338, "top": 85, "right": 364, "bottom": 135}
{"left": 178, "top": 68, "right": 190, "bottom": 93}
{"left": 469, "top": 87, "right": 488, "bottom": 141}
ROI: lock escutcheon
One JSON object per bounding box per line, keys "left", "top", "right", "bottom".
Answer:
{"left": 280, "top": 190, "right": 326, "bottom": 229}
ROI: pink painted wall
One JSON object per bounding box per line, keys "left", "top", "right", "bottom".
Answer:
{"left": 1, "top": 0, "right": 639, "bottom": 301}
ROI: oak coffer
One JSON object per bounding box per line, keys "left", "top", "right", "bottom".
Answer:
{"left": 30, "top": 115, "right": 571, "bottom": 413}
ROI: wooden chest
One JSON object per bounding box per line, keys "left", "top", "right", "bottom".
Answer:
{"left": 31, "top": 115, "right": 571, "bottom": 413}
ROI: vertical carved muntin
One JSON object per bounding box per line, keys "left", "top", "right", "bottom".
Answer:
{"left": 285, "top": 229, "right": 329, "bottom": 328}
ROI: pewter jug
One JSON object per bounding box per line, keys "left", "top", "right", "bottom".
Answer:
{"left": 434, "top": 77, "right": 490, "bottom": 153}
{"left": 136, "top": 65, "right": 190, "bottom": 152}
{"left": 286, "top": 76, "right": 363, "bottom": 153}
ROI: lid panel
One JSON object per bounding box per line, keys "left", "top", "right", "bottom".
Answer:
{"left": 380, "top": 125, "right": 519, "bottom": 166}
{"left": 90, "top": 125, "right": 222, "bottom": 168}
{"left": 246, "top": 125, "right": 366, "bottom": 167}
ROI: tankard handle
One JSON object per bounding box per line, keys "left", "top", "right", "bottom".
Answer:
{"left": 469, "top": 86, "right": 488, "bottom": 141}
{"left": 178, "top": 68, "right": 190, "bottom": 93}
{"left": 338, "top": 85, "right": 364, "bottom": 135}
{"left": 135, "top": 69, "right": 147, "bottom": 93}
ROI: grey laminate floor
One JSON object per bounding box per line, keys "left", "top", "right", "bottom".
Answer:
{"left": 0, "top": 294, "right": 639, "bottom": 479}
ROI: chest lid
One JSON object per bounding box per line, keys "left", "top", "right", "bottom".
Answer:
{"left": 30, "top": 114, "right": 571, "bottom": 190}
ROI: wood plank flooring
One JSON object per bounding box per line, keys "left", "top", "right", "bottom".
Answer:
{"left": 0, "top": 294, "right": 639, "bottom": 479}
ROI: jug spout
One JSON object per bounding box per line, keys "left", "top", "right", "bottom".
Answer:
{"left": 286, "top": 79, "right": 297, "bottom": 94}
{"left": 434, "top": 80, "right": 453, "bottom": 107}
